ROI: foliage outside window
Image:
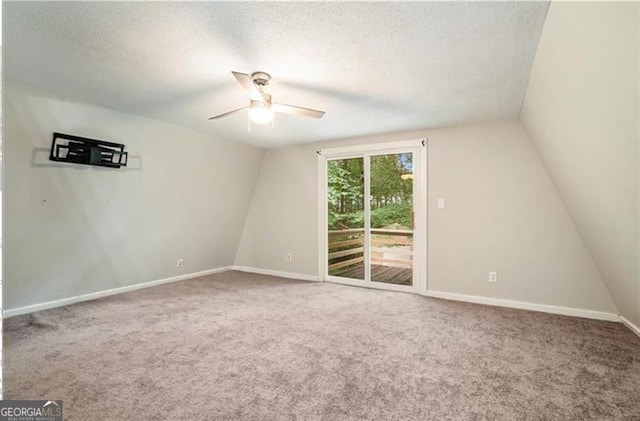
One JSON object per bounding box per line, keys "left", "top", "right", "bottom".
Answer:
{"left": 327, "top": 154, "right": 413, "bottom": 230}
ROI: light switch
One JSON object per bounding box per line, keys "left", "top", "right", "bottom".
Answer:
{"left": 438, "top": 198, "right": 445, "bottom": 209}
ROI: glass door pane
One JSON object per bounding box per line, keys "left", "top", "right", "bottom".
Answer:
{"left": 369, "top": 153, "right": 413, "bottom": 286}
{"left": 327, "top": 157, "right": 365, "bottom": 280}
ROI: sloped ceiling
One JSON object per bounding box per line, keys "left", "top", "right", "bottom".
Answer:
{"left": 521, "top": 2, "right": 639, "bottom": 328}
{"left": 4, "top": 1, "right": 548, "bottom": 148}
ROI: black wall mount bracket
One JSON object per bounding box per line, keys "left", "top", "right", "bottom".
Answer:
{"left": 49, "top": 132, "right": 128, "bottom": 168}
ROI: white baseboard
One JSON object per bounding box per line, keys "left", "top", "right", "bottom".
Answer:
{"left": 423, "top": 290, "right": 620, "bottom": 322}
{"left": 3, "top": 266, "right": 233, "bottom": 318}
{"left": 232, "top": 266, "right": 319, "bottom": 282}
{"left": 5, "top": 266, "right": 628, "bottom": 329}
{"left": 620, "top": 316, "right": 640, "bottom": 338}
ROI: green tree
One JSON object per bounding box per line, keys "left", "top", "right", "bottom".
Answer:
{"left": 327, "top": 154, "right": 413, "bottom": 230}
{"left": 327, "top": 158, "right": 363, "bottom": 215}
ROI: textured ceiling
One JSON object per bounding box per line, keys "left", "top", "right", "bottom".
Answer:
{"left": 4, "top": 2, "right": 548, "bottom": 148}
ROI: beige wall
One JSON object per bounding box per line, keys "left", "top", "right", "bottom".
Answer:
{"left": 235, "top": 121, "right": 617, "bottom": 314}
{"left": 520, "top": 2, "right": 639, "bottom": 327}
{"left": 4, "top": 82, "right": 264, "bottom": 310}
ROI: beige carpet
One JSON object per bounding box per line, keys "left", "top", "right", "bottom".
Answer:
{"left": 4, "top": 271, "right": 640, "bottom": 420}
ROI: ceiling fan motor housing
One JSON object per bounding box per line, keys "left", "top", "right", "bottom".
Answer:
{"left": 251, "top": 71, "right": 271, "bottom": 87}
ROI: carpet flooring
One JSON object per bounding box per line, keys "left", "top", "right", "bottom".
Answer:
{"left": 4, "top": 271, "right": 640, "bottom": 420}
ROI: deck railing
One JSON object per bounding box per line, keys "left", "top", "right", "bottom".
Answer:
{"left": 328, "top": 228, "right": 413, "bottom": 274}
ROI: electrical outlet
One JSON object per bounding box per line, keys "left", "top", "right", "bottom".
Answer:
{"left": 177, "top": 259, "right": 184, "bottom": 267}
{"left": 438, "top": 198, "right": 445, "bottom": 209}
{"left": 286, "top": 253, "right": 293, "bottom": 262}
{"left": 489, "top": 271, "right": 497, "bottom": 283}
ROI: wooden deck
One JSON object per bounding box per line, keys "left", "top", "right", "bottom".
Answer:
{"left": 331, "top": 264, "right": 412, "bottom": 286}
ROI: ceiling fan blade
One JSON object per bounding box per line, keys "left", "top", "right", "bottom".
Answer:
{"left": 272, "top": 103, "right": 325, "bottom": 119}
{"left": 208, "top": 106, "right": 248, "bottom": 120}
{"left": 232, "top": 71, "right": 266, "bottom": 103}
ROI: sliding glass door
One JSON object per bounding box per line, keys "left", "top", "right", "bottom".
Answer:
{"left": 369, "top": 153, "right": 414, "bottom": 287}
{"left": 322, "top": 141, "right": 425, "bottom": 292}
{"left": 327, "top": 157, "right": 365, "bottom": 280}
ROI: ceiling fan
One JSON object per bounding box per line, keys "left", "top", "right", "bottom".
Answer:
{"left": 209, "top": 71, "right": 325, "bottom": 125}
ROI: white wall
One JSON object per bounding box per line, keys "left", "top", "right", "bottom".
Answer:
{"left": 4, "top": 82, "right": 264, "bottom": 310}
{"left": 520, "top": 2, "right": 639, "bottom": 327}
{"left": 235, "top": 121, "right": 617, "bottom": 314}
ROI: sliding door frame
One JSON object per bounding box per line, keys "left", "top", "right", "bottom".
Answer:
{"left": 317, "top": 139, "right": 427, "bottom": 294}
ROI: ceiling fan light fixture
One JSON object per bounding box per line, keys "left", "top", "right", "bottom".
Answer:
{"left": 208, "top": 71, "right": 325, "bottom": 123}
{"left": 249, "top": 101, "right": 274, "bottom": 124}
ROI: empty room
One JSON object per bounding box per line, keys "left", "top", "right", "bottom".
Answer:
{"left": 1, "top": 1, "right": 639, "bottom": 420}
